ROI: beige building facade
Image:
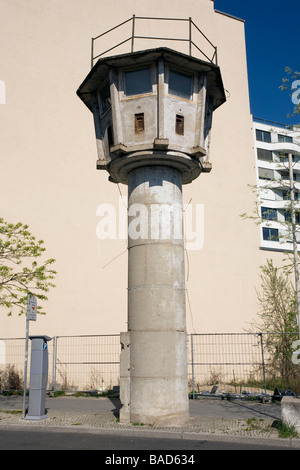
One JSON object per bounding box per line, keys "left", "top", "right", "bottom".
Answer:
{"left": 0, "top": 0, "right": 285, "bottom": 340}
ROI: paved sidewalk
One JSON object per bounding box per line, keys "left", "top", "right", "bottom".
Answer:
{"left": 0, "top": 395, "right": 299, "bottom": 446}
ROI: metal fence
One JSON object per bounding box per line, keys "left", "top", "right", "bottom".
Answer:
{"left": 52, "top": 335, "right": 120, "bottom": 392}
{"left": 189, "top": 333, "right": 268, "bottom": 397}
{"left": 0, "top": 332, "right": 298, "bottom": 395}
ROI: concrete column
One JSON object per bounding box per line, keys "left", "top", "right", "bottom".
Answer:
{"left": 126, "top": 165, "right": 189, "bottom": 425}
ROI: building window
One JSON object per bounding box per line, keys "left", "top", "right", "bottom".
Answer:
{"left": 284, "top": 210, "right": 292, "bottom": 223}
{"left": 258, "top": 168, "right": 274, "bottom": 180}
{"left": 278, "top": 153, "right": 300, "bottom": 163}
{"left": 169, "top": 69, "right": 193, "bottom": 100}
{"left": 278, "top": 134, "right": 293, "bottom": 143}
{"left": 276, "top": 189, "right": 300, "bottom": 201}
{"left": 99, "top": 80, "right": 111, "bottom": 114}
{"left": 124, "top": 68, "right": 152, "bottom": 96}
{"left": 279, "top": 170, "right": 300, "bottom": 183}
{"left": 263, "top": 227, "right": 279, "bottom": 242}
{"left": 256, "top": 129, "right": 271, "bottom": 143}
{"left": 261, "top": 207, "right": 277, "bottom": 221}
{"left": 284, "top": 209, "right": 300, "bottom": 224}
{"left": 175, "top": 115, "right": 184, "bottom": 135}
{"left": 257, "top": 148, "right": 273, "bottom": 162}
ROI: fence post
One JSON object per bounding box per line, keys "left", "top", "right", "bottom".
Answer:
{"left": 191, "top": 333, "right": 195, "bottom": 399}
{"left": 189, "top": 17, "right": 192, "bottom": 56}
{"left": 51, "top": 336, "right": 57, "bottom": 391}
{"left": 258, "top": 333, "right": 267, "bottom": 395}
{"left": 91, "top": 37, "right": 94, "bottom": 69}
{"left": 131, "top": 14, "right": 136, "bottom": 53}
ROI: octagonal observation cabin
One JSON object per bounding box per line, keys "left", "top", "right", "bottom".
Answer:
{"left": 77, "top": 16, "right": 226, "bottom": 185}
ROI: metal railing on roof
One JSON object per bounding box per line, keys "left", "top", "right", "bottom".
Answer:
{"left": 254, "top": 116, "right": 300, "bottom": 132}
{"left": 91, "top": 15, "right": 218, "bottom": 68}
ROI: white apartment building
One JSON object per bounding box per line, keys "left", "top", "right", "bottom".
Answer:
{"left": 254, "top": 119, "right": 300, "bottom": 252}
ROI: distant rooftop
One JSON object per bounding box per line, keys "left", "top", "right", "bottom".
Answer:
{"left": 254, "top": 116, "right": 300, "bottom": 131}
{"left": 214, "top": 9, "right": 245, "bottom": 23}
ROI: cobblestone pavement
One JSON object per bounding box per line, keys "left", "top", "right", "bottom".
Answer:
{"left": 0, "top": 395, "right": 298, "bottom": 445}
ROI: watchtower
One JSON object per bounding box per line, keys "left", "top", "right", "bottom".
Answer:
{"left": 77, "top": 17, "right": 225, "bottom": 425}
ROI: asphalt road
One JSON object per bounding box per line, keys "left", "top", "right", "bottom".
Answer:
{"left": 0, "top": 428, "right": 295, "bottom": 451}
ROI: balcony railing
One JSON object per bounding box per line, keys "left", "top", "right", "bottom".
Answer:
{"left": 91, "top": 15, "right": 218, "bottom": 68}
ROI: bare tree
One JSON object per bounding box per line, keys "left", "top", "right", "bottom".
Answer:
{"left": 249, "top": 259, "right": 298, "bottom": 383}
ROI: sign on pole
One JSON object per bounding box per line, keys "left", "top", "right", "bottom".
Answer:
{"left": 28, "top": 295, "right": 37, "bottom": 321}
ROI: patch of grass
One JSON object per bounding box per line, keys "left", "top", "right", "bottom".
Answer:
{"left": 274, "top": 420, "right": 299, "bottom": 439}
{"left": 246, "top": 417, "right": 263, "bottom": 429}
{"left": 52, "top": 390, "right": 66, "bottom": 398}
{"left": 244, "top": 417, "right": 271, "bottom": 433}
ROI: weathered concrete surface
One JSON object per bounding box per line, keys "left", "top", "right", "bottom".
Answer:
{"left": 121, "top": 165, "right": 189, "bottom": 425}
{"left": 281, "top": 396, "right": 300, "bottom": 431}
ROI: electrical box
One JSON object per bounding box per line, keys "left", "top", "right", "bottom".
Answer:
{"left": 26, "top": 335, "right": 52, "bottom": 420}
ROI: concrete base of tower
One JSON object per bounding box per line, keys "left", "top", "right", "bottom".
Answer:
{"left": 119, "top": 330, "right": 190, "bottom": 426}
{"left": 119, "top": 164, "right": 190, "bottom": 426}
{"left": 129, "top": 379, "right": 190, "bottom": 426}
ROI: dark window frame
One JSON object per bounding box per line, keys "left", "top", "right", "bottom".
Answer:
{"left": 175, "top": 114, "right": 184, "bottom": 135}
{"left": 123, "top": 67, "right": 153, "bottom": 97}
{"left": 256, "top": 129, "right": 271, "bottom": 143}
{"left": 262, "top": 227, "right": 279, "bottom": 242}
{"left": 134, "top": 113, "right": 145, "bottom": 133}
{"left": 261, "top": 207, "right": 278, "bottom": 221}
{"left": 99, "top": 79, "right": 111, "bottom": 115}
{"left": 278, "top": 134, "right": 293, "bottom": 143}
{"left": 168, "top": 68, "right": 193, "bottom": 101}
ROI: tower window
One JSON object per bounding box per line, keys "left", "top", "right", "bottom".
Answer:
{"left": 135, "top": 113, "right": 145, "bottom": 133}
{"left": 107, "top": 125, "right": 114, "bottom": 146}
{"left": 175, "top": 115, "right": 184, "bottom": 135}
{"left": 124, "top": 68, "right": 152, "bottom": 96}
{"left": 99, "top": 80, "right": 111, "bottom": 114}
{"left": 169, "top": 70, "right": 193, "bottom": 100}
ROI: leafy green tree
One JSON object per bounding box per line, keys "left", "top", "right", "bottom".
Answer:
{"left": 0, "top": 218, "right": 56, "bottom": 316}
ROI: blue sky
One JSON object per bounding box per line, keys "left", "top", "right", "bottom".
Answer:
{"left": 214, "top": 0, "right": 300, "bottom": 126}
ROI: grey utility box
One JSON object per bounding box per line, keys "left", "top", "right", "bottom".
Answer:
{"left": 26, "top": 335, "right": 52, "bottom": 420}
